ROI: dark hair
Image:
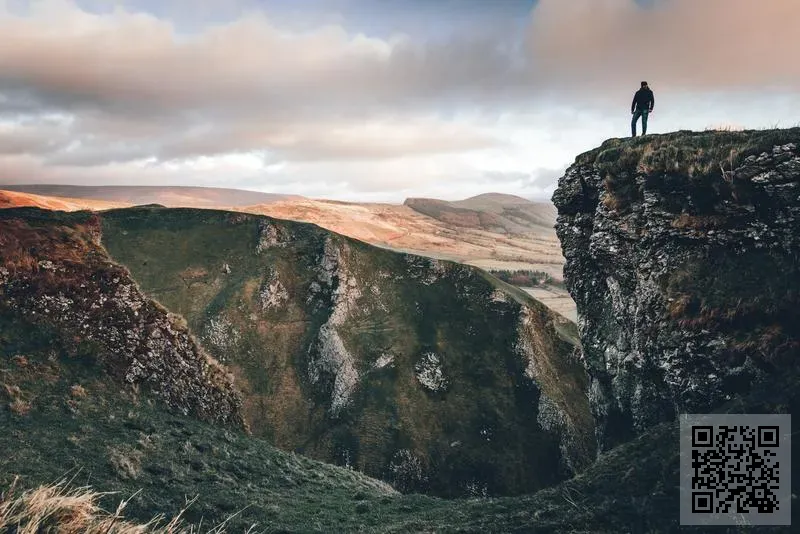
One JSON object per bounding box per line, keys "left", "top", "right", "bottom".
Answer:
{"left": 641, "top": 81, "right": 648, "bottom": 87}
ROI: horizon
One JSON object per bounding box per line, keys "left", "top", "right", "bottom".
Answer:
{"left": 1, "top": 0, "right": 799, "bottom": 202}
{"left": 1, "top": 182, "right": 549, "bottom": 205}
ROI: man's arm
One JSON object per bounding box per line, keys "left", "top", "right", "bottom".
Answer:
{"left": 632, "top": 92, "right": 637, "bottom": 113}
{"left": 649, "top": 91, "right": 655, "bottom": 111}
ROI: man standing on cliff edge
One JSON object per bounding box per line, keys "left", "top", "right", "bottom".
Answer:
{"left": 631, "top": 81, "right": 655, "bottom": 136}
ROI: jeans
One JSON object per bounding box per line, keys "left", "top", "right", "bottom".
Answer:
{"left": 631, "top": 109, "right": 649, "bottom": 136}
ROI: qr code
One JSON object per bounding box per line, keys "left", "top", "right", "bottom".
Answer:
{"left": 680, "top": 414, "right": 791, "bottom": 526}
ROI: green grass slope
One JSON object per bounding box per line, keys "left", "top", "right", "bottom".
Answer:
{"left": 2, "top": 311, "right": 796, "bottom": 533}
{"left": 0, "top": 206, "right": 590, "bottom": 499}
{"left": 95, "top": 206, "right": 591, "bottom": 497}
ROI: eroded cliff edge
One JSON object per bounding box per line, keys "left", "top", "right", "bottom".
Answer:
{"left": 553, "top": 129, "right": 800, "bottom": 451}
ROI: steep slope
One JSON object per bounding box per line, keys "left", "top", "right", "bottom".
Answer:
{"left": 0, "top": 210, "right": 242, "bottom": 426}
{"left": 4, "top": 312, "right": 796, "bottom": 533}
{"left": 97, "top": 206, "right": 591, "bottom": 497}
{"left": 1, "top": 206, "right": 592, "bottom": 498}
{"left": 552, "top": 128, "right": 800, "bottom": 451}
{"left": 0, "top": 306, "right": 399, "bottom": 532}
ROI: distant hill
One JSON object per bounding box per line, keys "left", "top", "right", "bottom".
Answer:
{"left": 0, "top": 185, "right": 294, "bottom": 208}
{"left": 404, "top": 193, "right": 556, "bottom": 235}
{"left": 0, "top": 187, "right": 574, "bottom": 318}
{"left": 0, "top": 189, "right": 129, "bottom": 211}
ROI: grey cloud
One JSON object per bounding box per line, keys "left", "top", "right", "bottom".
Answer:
{"left": 0, "top": 0, "right": 512, "bottom": 166}
{"left": 0, "top": 126, "right": 65, "bottom": 155}
{"left": 527, "top": 0, "right": 800, "bottom": 94}
{"left": 1, "top": 0, "right": 798, "bottom": 201}
{"left": 0, "top": 2, "right": 531, "bottom": 119}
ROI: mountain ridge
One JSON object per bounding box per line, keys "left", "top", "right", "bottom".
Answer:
{"left": 1, "top": 184, "right": 296, "bottom": 208}
{"left": 1, "top": 204, "right": 590, "bottom": 499}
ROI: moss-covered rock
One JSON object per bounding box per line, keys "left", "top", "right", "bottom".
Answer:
{"left": 553, "top": 128, "right": 800, "bottom": 451}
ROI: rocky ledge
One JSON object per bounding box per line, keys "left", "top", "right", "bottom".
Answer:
{"left": 553, "top": 129, "right": 800, "bottom": 451}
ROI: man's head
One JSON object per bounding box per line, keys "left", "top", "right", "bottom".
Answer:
{"left": 641, "top": 81, "right": 649, "bottom": 88}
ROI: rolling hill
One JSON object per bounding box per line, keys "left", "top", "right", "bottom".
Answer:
{"left": 0, "top": 185, "right": 294, "bottom": 208}
{"left": 404, "top": 193, "right": 557, "bottom": 236}
{"left": 1, "top": 187, "right": 577, "bottom": 321}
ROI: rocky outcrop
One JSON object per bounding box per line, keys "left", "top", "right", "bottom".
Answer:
{"left": 306, "top": 237, "right": 362, "bottom": 416}
{"left": 0, "top": 213, "right": 244, "bottom": 428}
{"left": 553, "top": 129, "right": 800, "bottom": 451}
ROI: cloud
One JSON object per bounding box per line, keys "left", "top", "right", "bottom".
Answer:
{"left": 0, "top": 0, "right": 527, "bottom": 117}
{"left": 0, "top": 0, "right": 519, "bottom": 169}
{"left": 528, "top": 0, "right": 800, "bottom": 94}
{"left": 0, "top": 0, "right": 799, "bottom": 202}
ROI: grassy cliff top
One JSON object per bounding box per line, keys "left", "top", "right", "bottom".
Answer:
{"left": 576, "top": 127, "right": 800, "bottom": 178}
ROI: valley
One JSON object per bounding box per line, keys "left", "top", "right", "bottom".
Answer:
{"left": 2, "top": 129, "right": 798, "bottom": 532}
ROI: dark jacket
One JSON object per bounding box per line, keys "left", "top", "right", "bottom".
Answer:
{"left": 632, "top": 88, "right": 655, "bottom": 113}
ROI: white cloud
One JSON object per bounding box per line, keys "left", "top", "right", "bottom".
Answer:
{"left": 0, "top": 0, "right": 799, "bottom": 202}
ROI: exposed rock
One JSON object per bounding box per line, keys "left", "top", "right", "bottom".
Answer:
{"left": 373, "top": 353, "right": 395, "bottom": 369}
{"left": 553, "top": 129, "right": 800, "bottom": 450}
{"left": 0, "top": 217, "right": 244, "bottom": 428}
{"left": 307, "top": 237, "right": 361, "bottom": 415}
{"left": 490, "top": 289, "right": 509, "bottom": 303}
{"left": 256, "top": 219, "right": 290, "bottom": 253}
{"left": 388, "top": 448, "right": 428, "bottom": 492}
{"left": 258, "top": 269, "right": 290, "bottom": 311}
{"left": 203, "top": 316, "right": 241, "bottom": 359}
{"left": 414, "top": 352, "right": 448, "bottom": 392}
{"left": 515, "top": 305, "right": 595, "bottom": 473}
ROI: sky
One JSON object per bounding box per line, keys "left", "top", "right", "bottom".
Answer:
{"left": 1, "top": 0, "right": 799, "bottom": 202}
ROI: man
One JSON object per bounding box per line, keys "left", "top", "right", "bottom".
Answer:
{"left": 631, "top": 81, "right": 654, "bottom": 137}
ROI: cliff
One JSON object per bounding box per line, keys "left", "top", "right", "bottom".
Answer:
{"left": 553, "top": 128, "right": 800, "bottom": 450}
{"left": 0, "top": 210, "right": 244, "bottom": 427}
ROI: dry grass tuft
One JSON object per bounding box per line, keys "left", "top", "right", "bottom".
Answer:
{"left": 0, "top": 478, "right": 242, "bottom": 533}
{"left": 70, "top": 385, "right": 88, "bottom": 399}
{"left": 670, "top": 214, "right": 726, "bottom": 230}
{"left": 9, "top": 399, "right": 32, "bottom": 416}
{"left": 107, "top": 447, "right": 144, "bottom": 481}
{"left": 3, "top": 383, "right": 31, "bottom": 416}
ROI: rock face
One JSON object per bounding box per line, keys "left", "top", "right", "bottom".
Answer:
{"left": 553, "top": 129, "right": 800, "bottom": 451}
{"left": 0, "top": 211, "right": 244, "bottom": 427}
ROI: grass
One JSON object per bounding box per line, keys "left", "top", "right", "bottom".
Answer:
{"left": 4, "top": 357, "right": 798, "bottom": 534}
{"left": 90, "top": 205, "right": 590, "bottom": 498}
{"left": 576, "top": 127, "right": 800, "bottom": 214}
{"left": 1, "top": 199, "right": 798, "bottom": 531}
{"left": 0, "top": 478, "right": 235, "bottom": 534}
{"left": 661, "top": 247, "right": 800, "bottom": 364}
